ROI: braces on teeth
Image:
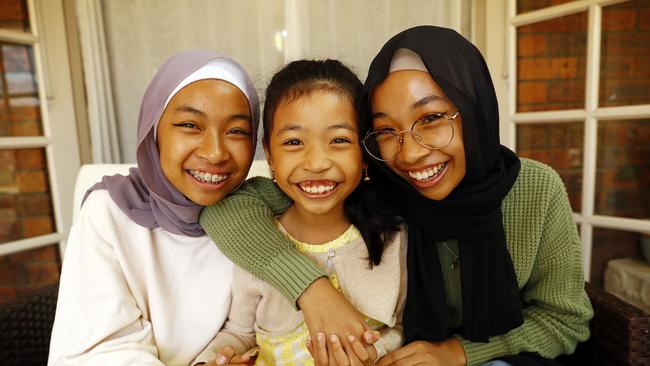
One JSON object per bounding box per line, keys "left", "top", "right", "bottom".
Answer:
{"left": 189, "top": 170, "right": 227, "bottom": 184}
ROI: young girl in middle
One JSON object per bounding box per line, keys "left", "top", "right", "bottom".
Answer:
{"left": 194, "top": 59, "right": 407, "bottom": 366}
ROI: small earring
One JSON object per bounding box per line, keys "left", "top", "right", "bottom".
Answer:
{"left": 271, "top": 169, "right": 277, "bottom": 183}
{"left": 363, "top": 166, "right": 371, "bottom": 182}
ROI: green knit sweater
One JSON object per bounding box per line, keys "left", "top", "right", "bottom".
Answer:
{"left": 199, "top": 158, "right": 593, "bottom": 365}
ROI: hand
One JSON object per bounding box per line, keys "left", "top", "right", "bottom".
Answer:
{"left": 375, "top": 338, "right": 466, "bottom": 366}
{"left": 306, "top": 333, "right": 378, "bottom": 366}
{"left": 299, "top": 277, "right": 379, "bottom": 352}
{"left": 210, "top": 346, "right": 254, "bottom": 365}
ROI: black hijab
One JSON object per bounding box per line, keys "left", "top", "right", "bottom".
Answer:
{"left": 359, "top": 26, "right": 523, "bottom": 343}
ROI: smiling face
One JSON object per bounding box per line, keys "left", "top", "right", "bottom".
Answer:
{"left": 370, "top": 70, "right": 466, "bottom": 200}
{"left": 157, "top": 79, "right": 254, "bottom": 205}
{"left": 265, "top": 91, "right": 362, "bottom": 220}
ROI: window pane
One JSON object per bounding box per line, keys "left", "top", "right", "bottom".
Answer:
{"left": 516, "top": 122, "right": 584, "bottom": 211}
{"left": 0, "top": 148, "right": 55, "bottom": 244}
{"left": 592, "top": 228, "right": 645, "bottom": 311}
{"left": 600, "top": 0, "right": 650, "bottom": 107}
{"left": 517, "top": 0, "right": 574, "bottom": 14}
{"left": 595, "top": 119, "right": 650, "bottom": 219}
{"left": 0, "top": 244, "right": 60, "bottom": 304}
{"left": 0, "top": 43, "right": 42, "bottom": 137}
{"left": 0, "top": 0, "right": 30, "bottom": 33}
{"left": 517, "top": 12, "right": 587, "bottom": 112}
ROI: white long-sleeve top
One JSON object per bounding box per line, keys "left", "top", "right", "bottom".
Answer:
{"left": 48, "top": 190, "right": 234, "bottom": 366}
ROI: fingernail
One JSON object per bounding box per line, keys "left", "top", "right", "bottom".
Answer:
{"left": 364, "top": 332, "right": 374, "bottom": 343}
{"left": 305, "top": 339, "right": 312, "bottom": 349}
{"left": 216, "top": 355, "right": 227, "bottom": 365}
{"left": 348, "top": 335, "right": 356, "bottom": 342}
{"left": 330, "top": 334, "right": 338, "bottom": 343}
{"left": 317, "top": 332, "right": 325, "bottom": 343}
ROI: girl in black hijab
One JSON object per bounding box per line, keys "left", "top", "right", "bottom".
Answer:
{"left": 198, "top": 26, "right": 593, "bottom": 366}
{"left": 353, "top": 26, "right": 592, "bottom": 366}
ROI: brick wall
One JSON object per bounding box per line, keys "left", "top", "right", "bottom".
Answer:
{"left": 516, "top": 0, "right": 650, "bottom": 286}
{"left": 0, "top": 148, "right": 58, "bottom": 303}
{"left": 0, "top": 244, "right": 60, "bottom": 304}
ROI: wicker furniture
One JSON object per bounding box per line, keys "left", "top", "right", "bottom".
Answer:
{"left": 0, "top": 284, "right": 59, "bottom": 366}
{"left": 1, "top": 281, "right": 648, "bottom": 365}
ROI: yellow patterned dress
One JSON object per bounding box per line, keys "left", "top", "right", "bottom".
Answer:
{"left": 253, "top": 223, "right": 384, "bottom": 366}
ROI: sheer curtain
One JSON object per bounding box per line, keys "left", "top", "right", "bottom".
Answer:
{"left": 79, "top": 0, "right": 470, "bottom": 162}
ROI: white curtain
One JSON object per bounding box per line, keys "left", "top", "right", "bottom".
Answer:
{"left": 76, "top": 0, "right": 122, "bottom": 163}
{"left": 81, "top": 0, "right": 471, "bottom": 162}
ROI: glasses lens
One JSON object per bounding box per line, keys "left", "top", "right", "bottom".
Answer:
{"left": 412, "top": 117, "right": 454, "bottom": 150}
{"left": 363, "top": 132, "right": 399, "bottom": 161}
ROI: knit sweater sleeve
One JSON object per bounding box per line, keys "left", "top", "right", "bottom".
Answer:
{"left": 199, "top": 176, "right": 324, "bottom": 305}
{"left": 459, "top": 165, "right": 593, "bottom": 365}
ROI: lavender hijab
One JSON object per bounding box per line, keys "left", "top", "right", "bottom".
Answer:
{"left": 84, "top": 50, "right": 259, "bottom": 237}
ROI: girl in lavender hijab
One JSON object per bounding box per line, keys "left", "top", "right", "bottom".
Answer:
{"left": 48, "top": 50, "right": 260, "bottom": 366}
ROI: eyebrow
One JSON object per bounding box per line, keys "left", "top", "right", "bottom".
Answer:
{"left": 175, "top": 105, "right": 206, "bottom": 117}
{"left": 371, "top": 95, "right": 444, "bottom": 120}
{"left": 412, "top": 95, "right": 444, "bottom": 110}
{"left": 175, "top": 105, "right": 252, "bottom": 122}
{"left": 277, "top": 121, "right": 356, "bottom": 134}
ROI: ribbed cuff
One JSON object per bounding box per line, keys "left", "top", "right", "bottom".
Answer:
{"left": 460, "top": 336, "right": 511, "bottom": 366}
{"left": 264, "top": 245, "right": 324, "bottom": 308}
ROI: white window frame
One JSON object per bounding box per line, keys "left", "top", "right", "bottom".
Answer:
{"left": 0, "top": 0, "right": 81, "bottom": 259}
{"left": 486, "top": 0, "right": 650, "bottom": 280}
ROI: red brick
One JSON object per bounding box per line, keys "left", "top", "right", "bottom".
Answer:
{"left": 517, "top": 82, "right": 547, "bottom": 104}
{"left": 640, "top": 10, "right": 650, "bottom": 30}
{"left": 10, "top": 120, "right": 42, "bottom": 136}
{"left": 605, "top": 33, "right": 650, "bottom": 56}
{"left": 518, "top": 57, "right": 578, "bottom": 80}
{"left": 590, "top": 228, "right": 642, "bottom": 286}
{"left": 547, "top": 80, "right": 585, "bottom": 103}
{"left": 602, "top": 9, "right": 638, "bottom": 31}
{"left": 7, "top": 245, "right": 59, "bottom": 263}
{"left": 600, "top": 57, "right": 634, "bottom": 78}
{"left": 24, "top": 262, "right": 60, "bottom": 285}
{"left": 517, "top": 102, "right": 583, "bottom": 112}
{"left": 518, "top": 34, "right": 547, "bottom": 57}
{"left": 632, "top": 56, "right": 650, "bottom": 78}
{"left": 600, "top": 78, "right": 650, "bottom": 106}
{"left": 16, "top": 171, "right": 48, "bottom": 193}
{"left": 9, "top": 106, "right": 40, "bottom": 122}
{"left": 0, "top": 262, "right": 27, "bottom": 285}
{"left": 15, "top": 148, "right": 46, "bottom": 169}
{"left": 20, "top": 216, "right": 54, "bottom": 238}
{"left": 547, "top": 33, "right": 587, "bottom": 57}
{"left": 0, "top": 0, "right": 26, "bottom": 22}
{"left": 16, "top": 193, "right": 53, "bottom": 216}
{"left": 519, "top": 12, "right": 587, "bottom": 33}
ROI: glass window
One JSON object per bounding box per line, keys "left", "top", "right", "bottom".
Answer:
{"left": 517, "top": 0, "right": 575, "bottom": 14}
{"left": 517, "top": 122, "right": 584, "bottom": 211}
{"left": 0, "top": 0, "right": 30, "bottom": 33}
{"left": 0, "top": 148, "right": 55, "bottom": 244}
{"left": 595, "top": 119, "right": 650, "bottom": 219}
{"left": 591, "top": 227, "right": 643, "bottom": 292}
{"left": 0, "top": 43, "right": 42, "bottom": 137}
{"left": 599, "top": 0, "right": 650, "bottom": 107}
{"left": 517, "top": 12, "right": 588, "bottom": 112}
{"left": 0, "top": 244, "right": 60, "bottom": 304}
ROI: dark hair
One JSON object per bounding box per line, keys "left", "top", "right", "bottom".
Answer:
{"left": 263, "top": 59, "right": 402, "bottom": 266}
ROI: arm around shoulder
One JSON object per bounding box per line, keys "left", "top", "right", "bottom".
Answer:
{"left": 199, "top": 177, "right": 324, "bottom": 305}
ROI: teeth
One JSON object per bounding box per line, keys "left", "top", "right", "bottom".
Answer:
{"left": 188, "top": 169, "right": 227, "bottom": 184}
{"left": 408, "top": 162, "right": 447, "bottom": 181}
{"left": 299, "top": 184, "right": 335, "bottom": 194}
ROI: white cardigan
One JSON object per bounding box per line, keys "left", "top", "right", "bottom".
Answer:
{"left": 48, "top": 190, "right": 234, "bottom": 366}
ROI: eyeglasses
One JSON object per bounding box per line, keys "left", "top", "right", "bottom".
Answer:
{"left": 362, "top": 111, "right": 459, "bottom": 162}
